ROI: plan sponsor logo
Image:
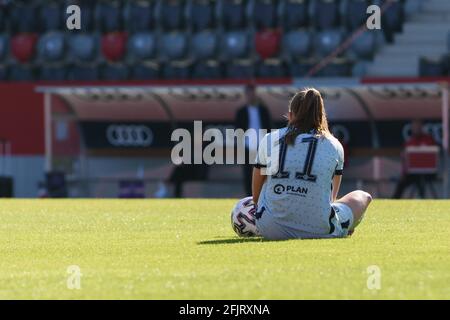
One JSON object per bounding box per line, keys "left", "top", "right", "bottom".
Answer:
{"left": 274, "top": 184, "right": 308, "bottom": 197}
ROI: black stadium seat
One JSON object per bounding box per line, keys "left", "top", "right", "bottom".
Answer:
{"left": 317, "top": 58, "right": 352, "bottom": 77}
{"left": 345, "top": 0, "right": 370, "bottom": 31}
{"left": 0, "top": 64, "right": 8, "bottom": 81}
{"left": 380, "top": 0, "right": 405, "bottom": 42}
{"left": 313, "top": 0, "right": 340, "bottom": 30}
{"left": 288, "top": 58, "right": 315, "bottom": 77}
{"left": 256, "top": 59, "right": 287, "bottom": 78}
{"left": 9, "top": 64, "right": 36, "bottom": 81}
{"left": 219, "top": 0, "right": 248, "bottom": 30}
{"left": 9, "top": 2, "right": 38, "bottom": 33}
{"left": 250, "top": 0, "right": 279, "bottom": 30}
{"left": 124, "top": 0, "right": 155, "bottom": 32}
{"left": 162, "top": 60, "right": 191, "bottom": 79}
{"left": 96, "top": 0, "right": 124, "bottom": 32}
{"left": 419, "top": 57, "right": 446, "bottom": 77}
{"left": 65, "top": 0, "right": 96, "bottom": 31}
{"left": 156, "top": 0, "right": 186, "bottom": 31}
{"left": 280, "top": 0, "right": 309, "bottom": 30}
{"left": 39, "top": 64, "right": 68, "bottom": 81}
{"left": 68, "top": 63, "right": 100, "bottom": 81}
{"left": 225, "top": 59, "right": 254, "bottom": 79}
{"left": 100, "top": 63, "right": 130, "bottom": 81}
{"left": 39, "top": 1, "right": 64, "bottom": 32}
{"left": 192, "top": 60, "right": 223, "bottom": 79}
{"left": 187, "top": 0, "right": 216, "bottom": 31}
{"left": 131, "top": 62, "right": 160, "bottom": 80}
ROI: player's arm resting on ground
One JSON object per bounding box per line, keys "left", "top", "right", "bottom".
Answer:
{"left": 252, "top": 168, "right": 266, "bottom": 204}
{"left": 332, "top": 175, "right": 342, "bottom": 202}
{"left": 333, "top": 138, "right": 345, "bottom": 202}
{"left": 253, "top": 133, "right": 270, "bottom": 204}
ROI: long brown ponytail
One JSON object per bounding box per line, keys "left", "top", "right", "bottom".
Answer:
{"left": 284, "top": 88, "right": 330, "bottom": 145}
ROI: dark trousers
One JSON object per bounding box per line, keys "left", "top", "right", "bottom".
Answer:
{"left": 242, "top": 148, "right": 254, "bottom": 196}
{"left": 169, "top": 164, "right": 208, "bottom": 198}
{"left": 392, "top": 174, "right": 436, "bottom": 199}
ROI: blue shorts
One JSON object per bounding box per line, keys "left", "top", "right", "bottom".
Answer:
{"left": 255, "top": 202, "right": 354, "bottom": 240}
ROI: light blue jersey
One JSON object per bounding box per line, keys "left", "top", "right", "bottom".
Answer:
{"left": 254, "top": 127, "right": 345, "bottom": 236}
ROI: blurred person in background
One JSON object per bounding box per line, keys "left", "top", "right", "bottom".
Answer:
{"left": 392, "top": 120, "right": 437, "bottom": 199}
{"left": 234, "top": 84, "right": 272, "bottom": 196}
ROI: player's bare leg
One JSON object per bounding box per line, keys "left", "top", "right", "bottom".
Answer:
{"left": 336, "top": 190, "right": 372, "bottom": 234}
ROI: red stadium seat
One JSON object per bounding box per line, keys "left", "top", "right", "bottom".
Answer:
{"left": 11, "top": 33, "right": 38, "bottom": 63}
{"left": 101, "top": 32, "right": 128, "bottom": 62}
{"left": 255, "top": 29, "right": 281, "bottom": 60}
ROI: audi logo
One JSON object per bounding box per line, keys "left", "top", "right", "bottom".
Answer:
{"left": 106, "top": 125, "right": 153, "bottom": 147}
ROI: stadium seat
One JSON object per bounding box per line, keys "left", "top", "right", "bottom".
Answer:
{"left": 288, "top": 58, "right": 314, "bottom": 77}
{"left": 345, "top": 0, "right": 370, "bottom": 30}
{"left": 255, "top": 59, "right": 287, "bottom": 78}
{"left": 11, "top": 33, "right": 38, "bottom": 63}
{"left": 37, "top": 32, "right": 66, "bottom": 63}
{"left": 219, "top": 0, "right": 248, "bottom": 30}
{"left": 315, "top": 30, "right": 344, "bottom": 57}
{"left": 128, "top": 33, "right": 157, "bottom": 61}
{"left": 0, "top": 65, "right": 7, "bottom": 81}
{"left": 101, "top": 32, "right": 128, "bottom": 62}
{"left": 313, "top": 0, "right": 340, "bottom": 30}
{"left": 187, "top": 0, "right": 216, "bottom": 31}
{"left": 68, "top": 63, "right": 100, "bottom": 81}
{"left": 283, "top": 30, "right": 312, "bottom": 60}
{"left": 38, "top": 64, "right": 68, "bottom": 81}
{"left": 191, "top": 31, "right": 218, "bottom": 60}
{"left": 255, "top": 29, "right": 281, "bottom": 59}
{"left": 317, "top": 58, "right": 352, "bottom": 77}
{"left": 9, "top": 2, "right": 38, "bottom": 33}
{"left": 351, "top": 61, "right": 369, "bottom": 77}
{"left": 447, "top": 31, "right": 450, "bottom": 53}
{"left": 130, "top": 62, "right": 160, "bottom": 80}
{"left": 156, "top": 0, "right": 186, "bottom": 31}
{"left": 249, "top": 0, "right": 279, "bottom": 30}
{"left": 100, "top": 63, "right": 130, "bottom": 81}
{"left": 8, "top": 64, "right": 36, "bottom": 81}
{"left": 96, "top": 0, "right": 124, "bottom": 32}
{"left": 162, "top": 60, "right": 191, "bottom": 79}
{"left": 349, "top": 31, "right": 376, "bottom": 60}
{"left": 279, "top": 0, "right": 309, "bottom": 30}
{"left": 419, "top": 57, "right": 446, "bottom": 77}
{"left": 0, "top": 35, "right": 8, "bottom": 62}
{"left": 69, "top": 33, "right": 99, "bottom": 62}
{"left": 225, "top": 59, "right": 254, "bottom": 78}
{"left": 191, "top": 60, "right": 223, "bottom": 79}
{"left": 65, "top": 0, "right": 96, "bottom": 31}
{"left": 445, "top": 55, "right": 450, "bottom": 76}
{"left": 124, "top": 0, "right": 155, "bottom": 32}
{"left": 39, "top": 1, "right": 63, "bottom": 32}
{"left": 380, "top": 0, "right": 404, "bottom": 42}
{"left": 222, "top": 31, "right": 250, "bottom": 60}
{"left": 0, "top": 8, "right": 6, "bottom": 32}
{"left": 161, "top": 32, "right": 189, "bottom": 60}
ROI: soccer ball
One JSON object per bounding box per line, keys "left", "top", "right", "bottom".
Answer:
{"left": 231, "top": 196, "right": 260, "bottom": 237}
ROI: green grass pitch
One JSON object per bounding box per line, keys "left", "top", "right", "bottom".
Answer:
{"left": 0, "top": 199, "right": 449, "bottom": 299}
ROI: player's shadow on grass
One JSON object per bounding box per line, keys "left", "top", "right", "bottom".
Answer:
{"left": 198, "top": 236, "right": 346, "bottom": 245}
{"left": 197, "top": 237, "right": 281, "bottom": 245}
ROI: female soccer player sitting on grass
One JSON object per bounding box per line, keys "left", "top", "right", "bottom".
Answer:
{"left": 231, "top": 88, "right": 372, "bottom": 240}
